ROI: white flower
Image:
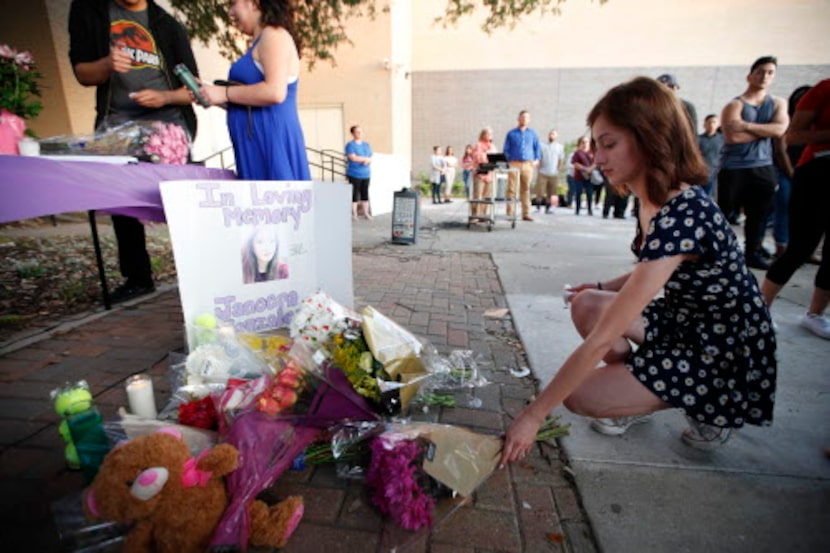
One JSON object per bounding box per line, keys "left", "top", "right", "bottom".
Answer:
{"left": 0, "top": 44, "right": 16, "bottom": 59}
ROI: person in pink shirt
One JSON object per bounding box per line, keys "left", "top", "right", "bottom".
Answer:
{"left": 461, "top": 144, "right": 476, "bottom": 199}
{"left": 471, "top": 127, "right": 496, "bottom": 219}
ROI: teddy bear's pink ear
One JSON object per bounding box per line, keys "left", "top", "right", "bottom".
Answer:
{"left": 131, "top": 467, "right": 170, "bottom": 501}
{"left": 84, "top": 489, "right": 100, "bottom": 518}
{"left": 155, "top": 427, "right": 183, "bottom": 440}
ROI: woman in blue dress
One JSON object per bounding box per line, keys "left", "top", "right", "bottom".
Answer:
{"left": 198, "top": 0, "right": 310, "bottom": 181}
{"left": 500, "top": 77, "right": 777, "bottom": 466}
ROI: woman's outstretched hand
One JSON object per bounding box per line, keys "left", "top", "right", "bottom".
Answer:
{"left": 499, "top": 409, "right": 544, "bottom": 468}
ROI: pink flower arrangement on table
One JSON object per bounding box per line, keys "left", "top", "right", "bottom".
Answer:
{"left": 141, "top": 121, "right": 189, "bottom": 164}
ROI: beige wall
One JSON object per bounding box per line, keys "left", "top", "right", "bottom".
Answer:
{"left": 411, "top": 0, "right": 830, "bottom": 70}
{"left": 298, "top": 4, "right": 395, "bottom": 159}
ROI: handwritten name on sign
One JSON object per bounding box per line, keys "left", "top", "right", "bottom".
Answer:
{"left": 213, "top": 290, "right": 300, "bottom": 332}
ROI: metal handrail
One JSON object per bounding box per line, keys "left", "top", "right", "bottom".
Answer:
{"left": 195, "top": 146, "right": 236, "bottom": 171}
{"left": 196, "top": 145, "right": 348, "bottom": 182}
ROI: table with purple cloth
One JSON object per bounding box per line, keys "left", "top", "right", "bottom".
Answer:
{"left": 0, "top": 155, "right": 238, "bottom": 307}
{"left": 0, "top": 155, "right": 237, "bottom": 223}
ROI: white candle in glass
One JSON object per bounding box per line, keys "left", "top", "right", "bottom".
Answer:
{"left": 125, "top": 374, "right": 157, "bottom": 418}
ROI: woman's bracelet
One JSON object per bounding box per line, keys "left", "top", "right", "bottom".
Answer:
{"left": 597, "top": 281, "right": 603, "bottom": 291}
{"left": 225, "top": 86, "right": 230, "bottom": 104}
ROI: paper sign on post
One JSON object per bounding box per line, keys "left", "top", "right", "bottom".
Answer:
{"left": 160, "top": 180, "right": 353, "bottom": 347}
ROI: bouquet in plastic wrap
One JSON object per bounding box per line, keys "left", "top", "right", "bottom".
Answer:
{"left": 208, "top": 358, "right": 379, "bottom": 548}
{"left": 39, "top": 120, "right": 190, "bottom": 164}
{"left": 180, "top": 322, "right": 274, "bottom": 387}
{"left": 156, "top": 320, "right": 285, "bottom": 435}
{"left": 290, "top": 292, "right": 432, "bottom": 415}
{"left": 213, "top": 354, "right": 380, "bottom": 433}
{"left": 210, "top": 412, "right": 319, "bottom": 550}
{"left": 366, "top": 422, "right": 502, "bottom": 530}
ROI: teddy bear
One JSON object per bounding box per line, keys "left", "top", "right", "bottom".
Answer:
{"left": 83, "top": 427, "right": 303, "bottom": 552}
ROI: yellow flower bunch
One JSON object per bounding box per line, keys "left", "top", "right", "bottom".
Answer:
{"left": 238, "top": 333, "right": 292, "bottom": 367}
{"left": 328, "top": 332, "right": 382, "bottom": 402}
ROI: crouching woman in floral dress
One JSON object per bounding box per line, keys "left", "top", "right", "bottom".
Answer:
{"left": 500, "top": 77, "right": 776, "bottom": 466}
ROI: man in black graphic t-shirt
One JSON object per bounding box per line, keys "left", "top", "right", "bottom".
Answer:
{"left": 69, "top": 0, "right": 199, "bottom": 302}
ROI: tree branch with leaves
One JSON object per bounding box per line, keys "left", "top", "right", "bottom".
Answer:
{"left": 169, "top": 0, "right": 603, "bottom": 68}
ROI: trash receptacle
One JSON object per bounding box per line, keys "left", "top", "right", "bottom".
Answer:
{"left": 391, "top": 187, "right": 420, "bottom": 245}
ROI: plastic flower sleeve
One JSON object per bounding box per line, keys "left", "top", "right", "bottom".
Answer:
{"left": 214, "top": 355, "right": 379, "bottom": 436}
{"left": 330, "top": 420, "right": 385, "bottom": 460}
{"left": 361, "top": 306, "right": 431, "bottom": 409}
{"left": 183, "top": 323, "right": 273, "bottom": 386}
{"left": 102, "top": 410, "right": 217, "bottom": 456}
{"left": 421, "top": 349, "right": 490, "bottom": 390}
{"left": 210, "top": 412, "right": 320, "bottom": 549}
{"left": 51, "top": 491, "right": 127, "bottom": 552}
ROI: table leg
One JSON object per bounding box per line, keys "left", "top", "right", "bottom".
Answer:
{"left": 88, "top": 210, "right": 111, "bottom": 310}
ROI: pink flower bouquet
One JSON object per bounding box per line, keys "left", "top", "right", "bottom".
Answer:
{"left": 366, "top": 431, "right": 438, "bottom": 530}
{"left": 366, "top": 423, "right": 502, "bottom": 530}
{"left": 139, "top": 121, "right": 190, "bottom": 164}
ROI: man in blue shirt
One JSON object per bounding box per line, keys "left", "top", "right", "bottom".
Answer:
{"left": 503, "top": 110, "right": 541, "bottom": 221}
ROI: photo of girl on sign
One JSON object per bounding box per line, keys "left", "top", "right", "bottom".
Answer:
{"left": 241, "top": 225, "right": 289, "bottom": 284}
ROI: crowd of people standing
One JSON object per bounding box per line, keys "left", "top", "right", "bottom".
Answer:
{"left": 438, "top": 57, "right": 826, "bottom": 344}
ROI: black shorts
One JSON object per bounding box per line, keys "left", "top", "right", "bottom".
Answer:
{"left": 348, "top": 176, "right": 370, "bottom": 202}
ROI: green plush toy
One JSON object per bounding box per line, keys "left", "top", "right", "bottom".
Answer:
{"left": 51, "top": 381, "right": 94, "bottom": 469}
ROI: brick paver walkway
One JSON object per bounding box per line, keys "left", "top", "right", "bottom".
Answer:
{"left": 0, "top": 250, "right": 597, "bottom": 552}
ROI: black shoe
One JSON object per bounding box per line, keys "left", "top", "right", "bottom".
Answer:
{"left": 746, "top": 253, "right": 771, "bottom": 270}
{"left": 444, "top": 199, "right": 453, "bottom": 203}
{"left": 109, "top": 282, "right": 155, "bottom": 303}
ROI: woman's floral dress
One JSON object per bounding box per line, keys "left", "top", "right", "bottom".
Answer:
{"left": 628, "top": 187, "right": 776, "bottom": 428}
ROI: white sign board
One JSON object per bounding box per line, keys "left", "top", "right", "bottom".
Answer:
{"left": 160, "top": 180, "right": 353, "bottom": 343}
{"left": 367, "top": 153, "right": 409, "bottom": 216}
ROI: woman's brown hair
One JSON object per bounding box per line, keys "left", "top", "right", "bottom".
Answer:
{"left": 587, "top": 77, "right": 708, "bottom": 204}
{"left": 259, "top": 0, "right": 302, "bottom": 54}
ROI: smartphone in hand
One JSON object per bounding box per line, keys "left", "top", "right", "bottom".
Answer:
{"left": 173, "top": 63, "right": 209, "bottom": 107}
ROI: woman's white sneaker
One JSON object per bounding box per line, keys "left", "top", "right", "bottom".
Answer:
{"left": 681, "top": 416, "right": 732, "bottom": 451}
{"left": 800, "top": 313, "right": 830, "bottom": 339}
{"left": 590, "top": 415, "right": 651, "bottom": 436}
